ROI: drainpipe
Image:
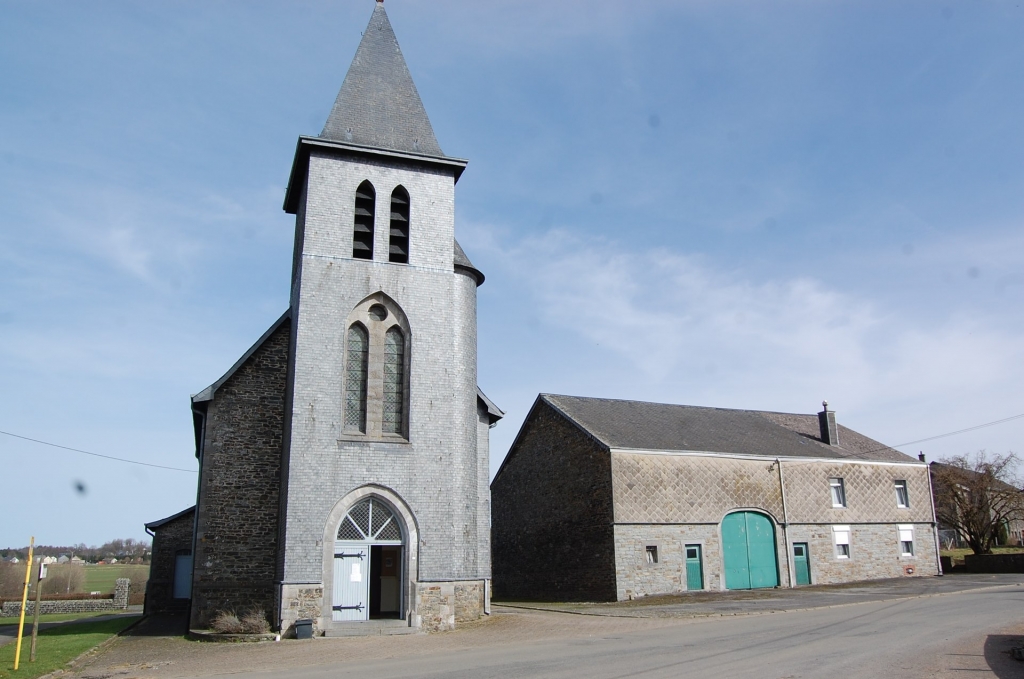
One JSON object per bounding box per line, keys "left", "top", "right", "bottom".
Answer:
{"left": 922, "top": 453, "right": 943, "bottom": 576}
{"left": 777, "top": 457, "right": 795, "bottom": 588}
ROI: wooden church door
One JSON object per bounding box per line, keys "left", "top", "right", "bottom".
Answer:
{"left": 332, "top": 546, "right": 370, "bottom": 621}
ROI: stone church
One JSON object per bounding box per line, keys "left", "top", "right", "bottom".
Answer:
{"left": 148, "top": 1, "right": 502, "bottom": 635}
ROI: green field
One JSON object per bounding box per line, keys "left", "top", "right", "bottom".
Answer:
{"left": 81, "top": 565, "right": 149, "bottom": 594}
{"left": 0, "top": 616, "right": 139, "bottom": 679}
{"left": 0, "top": 612, "right": 111, "bottom": 626}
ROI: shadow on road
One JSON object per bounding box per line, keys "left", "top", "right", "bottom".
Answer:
{"left": 118, "top": 614, "right": 188, "bottom": 638}
{"left": 983, "top": 634, "right": 1024, "bottom": 677}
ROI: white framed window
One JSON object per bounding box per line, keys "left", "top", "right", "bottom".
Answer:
{"left": 894, "top": 480, "right": 909, "bottom": 508}
{"left": 830, "top": 478, "right": 847, "bottom": 508}
{"left": 833, "top": 525, "right": 850, "bottom": 559}
{"left": 645, "top": 545, "right": 659, "bottom": 564}
{"left": 898, "top": 525, "right": 914, "bottom": 556}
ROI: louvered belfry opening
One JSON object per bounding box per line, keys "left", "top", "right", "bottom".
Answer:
{"left": 388, "top": 186, "right": 409, "bottom": 263}
{"left": 353, "top": 180, "right": 375, "bottom": 259}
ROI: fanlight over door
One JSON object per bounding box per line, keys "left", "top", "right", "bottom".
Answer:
{"left": 336, "top": 498, "right": 403, "bottom": 543}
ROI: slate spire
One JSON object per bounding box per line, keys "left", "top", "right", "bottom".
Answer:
{"left": 320, "top": 2, "right": 444, "bottom": 157}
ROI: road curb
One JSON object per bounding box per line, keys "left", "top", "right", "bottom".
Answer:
{"left": 493, "top": 582, "right": 1024, "bottom": 620}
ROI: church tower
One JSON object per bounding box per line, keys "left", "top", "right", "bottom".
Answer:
{"left": 276, "top": 1, "right": 500, "bottom": 633}
{"left": 187, "top": 1, "right": 501, "bottom": 635}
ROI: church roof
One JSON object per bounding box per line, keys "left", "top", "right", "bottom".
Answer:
{"left": 539, "top": 394, "right": 915, "bottom": 464}
{"left": 320, "top": 2, "right": 444, "bottom": 158}
{"left": 145, "top": 506, "right": 195, "bottom": 532}
{"left": 191, "top": 310, "right": 291, "bottom": 405}
{"left": 454, "top": 239, "right": 485, "bottom": 285}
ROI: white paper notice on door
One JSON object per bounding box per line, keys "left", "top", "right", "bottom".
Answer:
{"left": 350, "top": 563, "right": 362, "bottom": 582}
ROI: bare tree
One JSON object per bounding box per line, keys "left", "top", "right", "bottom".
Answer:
{"left": 41, "top": 564, "right": 84, "bottom": 596}
{"left": 0, "top": 561, "right": 26, "bottom": 599}
{"left": 932, "top": 451, "right": 1024, "bottom": 555}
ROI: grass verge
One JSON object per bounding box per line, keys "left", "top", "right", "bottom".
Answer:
{"left": 0, "top": 616, "right": 138, "bottom": 679}
{"left": 0, "top": 613, "right": 111, "bottom": 627}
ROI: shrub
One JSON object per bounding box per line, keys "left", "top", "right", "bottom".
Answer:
{"left": 240, "top": 609, "right": 270, "bottom": 634}
{"left": 210, "top": 611, "right": 243, "bottom": 634}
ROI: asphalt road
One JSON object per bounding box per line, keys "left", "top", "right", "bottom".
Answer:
{"left": 239, "top": 586, "right": 1023, "bottom": 679}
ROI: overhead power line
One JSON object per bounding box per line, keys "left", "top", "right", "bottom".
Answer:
{"left": 890, "top": 412, "right": 1024, "bottom": 449}
{"left": 3, "top": 411, "right": 1023, "bottom": 474}
{"left": 0, "top": 429, "right": 197, "bottom": 473}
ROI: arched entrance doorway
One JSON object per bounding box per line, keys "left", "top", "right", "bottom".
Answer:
{"left": 722, "top": 511, "right": 779, "bottom": 590}
{"left": 333, "top": 497, "right": 404, "bottom": 621}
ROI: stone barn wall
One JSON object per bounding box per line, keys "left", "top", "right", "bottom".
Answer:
{"left": 491, "top": 399, "right": 617, "bottom": 602}
{"left": 145, "top": 508, "right": 195, "bottom": 615}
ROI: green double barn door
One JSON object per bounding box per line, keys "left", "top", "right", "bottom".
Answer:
{"left": 722, "top": 511, "right": 779, "bottom": 590}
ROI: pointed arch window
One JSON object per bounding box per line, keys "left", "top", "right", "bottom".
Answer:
{"left": 388, "top": 186, "right": 409, "bottom": 264}
{"left": 383, "top": 327, "right": 405, "bottom": 434}
{"left": 353, "top": 180, "right": 375, "bottom": 260}
{"left": 341, "top": 295, "right": 410, "bottom": 441}
{"left": 344, "top": 324, "right": 369, "bottom": 432}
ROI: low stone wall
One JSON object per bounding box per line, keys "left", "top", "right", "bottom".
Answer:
{"left": 2, "top": 578, "right": 130, "bottom": 616}
{"left": 964, "top": 553, "right": 1024, "bottom": 573}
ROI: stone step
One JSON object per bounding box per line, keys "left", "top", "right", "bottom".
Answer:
{"left": 324, "top": 619, "right": 420, "bottom": 637}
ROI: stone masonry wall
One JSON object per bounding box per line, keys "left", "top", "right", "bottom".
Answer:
{"left": 454, "top": 581, "right": 485, "bottom": 623}
{"left": 4, "top": 579, "right": 130, "bottom": 616}
{"left": 491, "top": 399, "right": 617, "bottom": 601}
{"left": 191, "top": 322, "right": 289, "bottom": 629}
{"left": 613, "top": 525, "right": 725, "bottom": 600}
{"left": 610, "top": 454, "right": 938, "bottom": 594}
{"left": 788, "top": 522, "right": 938, "bottom": 584}
{"left": 412, "top": 580, "right": 485, "bottom": 632}
{"left": 145, "top": 510, "right": 194, "bottom": 615}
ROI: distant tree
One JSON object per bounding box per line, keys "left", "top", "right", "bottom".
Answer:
{"left": 932, "top": 451, "right": 1024, "bottom": 555}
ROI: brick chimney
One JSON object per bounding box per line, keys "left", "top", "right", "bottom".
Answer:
{"left": 818, "top": 400, "right": 839, "bottom": 446}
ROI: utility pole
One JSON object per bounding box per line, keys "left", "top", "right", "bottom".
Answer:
{"left": 30, "top": 557, "right": 46, "bottom": 661}
{"left": 14, "top": 536, "right": 35, "bottom": 671}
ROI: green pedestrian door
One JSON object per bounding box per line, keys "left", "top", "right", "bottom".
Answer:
{"left": 793, "top": 543, "right": 811, "bottom": 585}
{"left": 685, "top": 545, "right": 704, "bottom": 590}
{"left": 722, "top": 511, "right": 779, "bottom": 590}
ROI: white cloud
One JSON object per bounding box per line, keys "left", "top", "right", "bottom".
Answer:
{"left": 471, "top": 224, "right": 1024, "bottom": 467}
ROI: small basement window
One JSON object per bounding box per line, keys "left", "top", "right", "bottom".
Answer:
{"left": 645, "top": 546, "right": 659, "bottom": 564}
{"left": 833, "top": 525, "right": 850, "bottom": 559}
{"left": 899, "top": 525, "right": 914, "bottom": 556}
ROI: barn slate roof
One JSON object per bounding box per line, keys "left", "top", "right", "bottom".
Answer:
{"left": 320, "top": 2, "right": 444, "bottom": 158}
{"left": 540, "top": 394, "right": 914, "bottom": 463}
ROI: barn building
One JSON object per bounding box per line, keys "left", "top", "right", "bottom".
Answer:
{"left": 147, "top": 1, "right": 502, "bottom": 635}
{"left": 491, "top": 395, "right": 940, "bottom": 601}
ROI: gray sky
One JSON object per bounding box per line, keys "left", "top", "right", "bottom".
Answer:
{"left": 2, "top": 0, "right": 1022, "bottom": 546}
